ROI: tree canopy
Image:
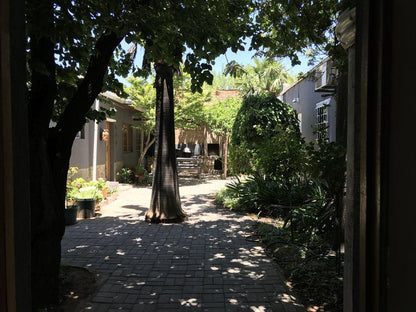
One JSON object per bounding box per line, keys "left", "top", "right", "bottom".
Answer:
{"left": 124, "top": 73, "right": 212, "bottom": 164}
{"left": 206, "top": 96, "right": 242, "bottom": 138}
{"left": 125, "top": 73, "right": 211, "bottom": 134}
{"left": 26, "top": 0, "right": 254, "bottom": 307}
{"left": 225, "top": 58, "right": 294, "bottom": 95}
{"left": 251, "top": 0, "right": 356, "bottom": 67}
{"left": 125, "top": 78, "right": 156, "bottom": 134}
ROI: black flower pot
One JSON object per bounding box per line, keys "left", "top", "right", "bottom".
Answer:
{"left": 65, "top": 205, "right": 79, "bottom": 225}
{"left": 76, "top": 198, "right": 96, "bottom": 219}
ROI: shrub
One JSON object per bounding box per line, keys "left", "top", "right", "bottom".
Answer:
{"left": 257, "top": 125, "right": 307, "bottom": 180}
{"left": 306, "top": 137, "right": 346, "bottom": 249}
{"left": 230, "top": 93, "right": 300, "bottom": 175}
{"left": 134, "top": 164, "right": 147, "bottom": 174}
{"left": 117, "top": 167, "right": 134, "bottom": 184}
{"left": 75, "top": 186, "right": 99, "bottom": 199}
{"left": 257, "top": 222, "right": 343, "bottom": 311}
{"left": 215, "top": 188, "right": 240, "bottom": 210}
{"left": 88, "top": 178, "right": 108, "bottom": 191}
{"left": 218, "top": 94, "right": 346, "bottom": 312}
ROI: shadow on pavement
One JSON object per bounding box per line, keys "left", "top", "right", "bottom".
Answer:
{"left": 61, "top": 185, "right": 305, "bottom": 312}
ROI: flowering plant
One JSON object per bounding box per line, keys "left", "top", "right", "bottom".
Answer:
{"left": 65, "top": 167, "right": 104, "bottom": 204}
{"left": 107, "top": 182, "right": 119, "bottom": 194}
{"left": 117, "top": 167, "right": 134, "bottom": 184}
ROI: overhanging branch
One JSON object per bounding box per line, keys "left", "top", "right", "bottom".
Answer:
{"left": 56, "top": 30, "right": 124, "bottom": 150}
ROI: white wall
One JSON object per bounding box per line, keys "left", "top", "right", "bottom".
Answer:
{"left": 281, "top": 77, "right": 337, "bottom": 142}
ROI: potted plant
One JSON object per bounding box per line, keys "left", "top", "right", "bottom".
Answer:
{"left": 65, "top": 204, "right": 79, "bottom": 225}
{"left": 65, "top": 189, "right": 79, "bottom": 225}
{"left": 89, "top": 178, "right": 108, "bottom": 199}
{"left": 75, "top": 186, "right": 98, "bottom": 219}
{"left": 134, "top": 164, "right": 147, "bottom": 184}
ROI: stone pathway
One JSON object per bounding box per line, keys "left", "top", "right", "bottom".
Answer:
{"left": 61, "top": 178, "right": 305, "bottom": 312}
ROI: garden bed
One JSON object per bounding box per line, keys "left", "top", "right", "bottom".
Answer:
{"left": 256, "top": 221, "right": 343, "bottom": 312}
{"left": 215, "top": 198, "right": 343, "bottom": 312}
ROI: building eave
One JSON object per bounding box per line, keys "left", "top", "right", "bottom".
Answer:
{"left": 99, "top": 91, "right": 145, "bottom": 113}
{"left": 279, "top": 56, "right": 333, "bottom": 95}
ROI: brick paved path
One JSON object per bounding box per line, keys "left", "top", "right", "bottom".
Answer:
{"left": 61, "top": 179, "right": 305, "bottom": 312}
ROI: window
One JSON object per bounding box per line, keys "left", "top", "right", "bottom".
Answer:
{"left": 75, "top": 125, "right": 85, "bottom": 139}
{"left": 316, "top": 99, "right": 330, "bottom": 140}
{"left": 122, "top": 123, "right": 133, "bottom": 152}
{"left": 297, "top": 112, "right": 302, "bottom": 132}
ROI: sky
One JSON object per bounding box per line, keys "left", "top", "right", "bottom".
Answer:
{"left": 210, "top": 46, "right": 314, "bottom": 77}
{"left": 119, "top": 41, "right": 315, "bottom": 86}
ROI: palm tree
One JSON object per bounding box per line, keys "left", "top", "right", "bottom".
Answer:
{"left": 225, "top": 58, "right": 294, "bottom": 95}
{"left": 145, "top": 62, "right": 187, "bottom": 223}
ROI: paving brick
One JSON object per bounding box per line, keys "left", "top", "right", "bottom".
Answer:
{"left": 124, "top": 294, "right": 138, "bottom": 304}
{"left": 61, "top": 181, "right": 305, "bottom": 312}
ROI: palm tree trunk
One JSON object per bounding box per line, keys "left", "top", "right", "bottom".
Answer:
{"left": 145, "top": 63, "right": 186, "bottom": 223}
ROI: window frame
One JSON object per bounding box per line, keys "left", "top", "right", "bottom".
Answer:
{"left": 122, "top": 123, "right": 133, "bottom": 153}
{"left": 315, "top": 99, "right": 330, "bottom": 140}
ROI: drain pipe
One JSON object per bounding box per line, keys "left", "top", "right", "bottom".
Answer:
{"left": 92, "top": 98, "right": 99, "bottom": 181}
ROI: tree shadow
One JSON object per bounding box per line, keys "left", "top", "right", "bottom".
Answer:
{"left": 178, "top": 177, "right": 207, "bottom": 187}
{"left": 62, "top": 201, "right": 305, "bottom": 311}
{"left": 129, "top": 175, "right": 226, "bottom": 188}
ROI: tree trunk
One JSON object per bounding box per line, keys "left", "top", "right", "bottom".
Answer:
{"left": 138, "top": 133, "right": 155, "bottom": 166}
{"left": 203, "top": 125, "right": 209, "bottom": 156}
{"left": 145, "top": 63, "right": 186, "bottom": 223}
{"left": 27, "top": 2, "right": 66, "bottom": 306}
{"left": 28, "top": 2, "right": 123, "bottom": 304}
{"left": 30, "top": 133, "right": 70, "bottom": 308}
{"left": 223, "top": 135, "right": 229, "bottom": 178}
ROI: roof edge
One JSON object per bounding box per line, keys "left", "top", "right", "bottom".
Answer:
{"left": 279, "top": 56, "right": 332, "bottom": 95}
{"left": 99, "top": 91, "right": 144, "bottom": 113}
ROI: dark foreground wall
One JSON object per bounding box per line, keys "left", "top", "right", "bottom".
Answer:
{"left": 386, "top": 1, "right": 416, "bottom": 310}
{"left": 343, "top": 1, "right": 416, "bottom": 311}
{"left": 0, "top": 0, "right": 31, "bottom": 310}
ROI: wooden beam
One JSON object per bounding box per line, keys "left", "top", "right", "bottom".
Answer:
{"left": 0, "top": 0, "right": 16, "bottom": 309}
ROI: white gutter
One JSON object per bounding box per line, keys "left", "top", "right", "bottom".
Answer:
{"left": 92, "top": 99, "right": 99, "bottom": 181}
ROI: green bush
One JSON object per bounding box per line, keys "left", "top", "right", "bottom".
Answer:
{"left": 230, "top": 92, "right": 301, "bottom": 175}
{"left": 88, "top": 178, "right": 108, "bottom": 191}
{"left": 257, "top": 125, "right": 307, "bottom": 180}
{"left": 257, "top": 222, "right": 343, "bottom": 311}
{"left": 219, "top": 93, "right": 346, "bottom": 312}
{"left": 215, "top": 188, "right": 238, "bottom": 210}
{"left": 117, "top": 167, "right": 134, "bottom": 184}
